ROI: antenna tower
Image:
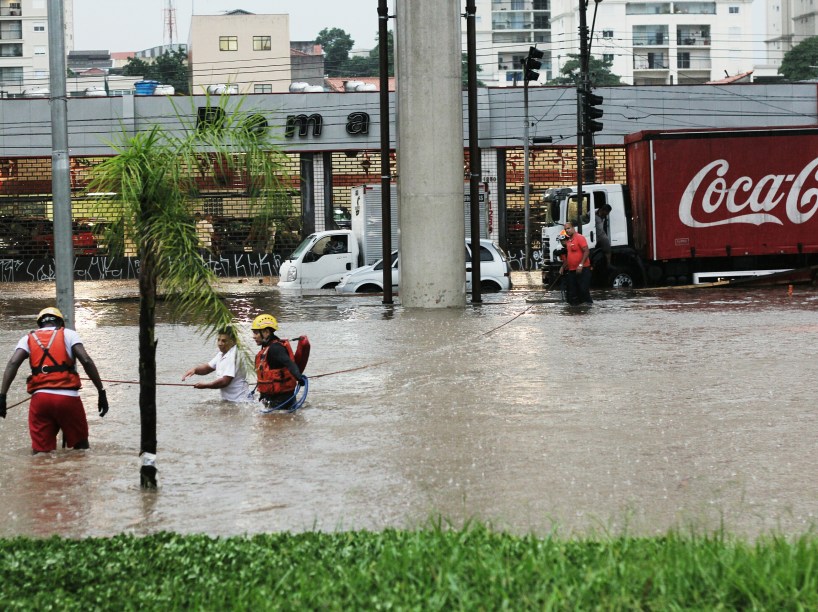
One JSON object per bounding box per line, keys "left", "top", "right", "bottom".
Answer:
{"left": 164, "top": 0, "right": 178, "bottom": 47}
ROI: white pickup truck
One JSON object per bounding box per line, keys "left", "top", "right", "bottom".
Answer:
{"left": 277, "top": 229, "right": 361, "bottom": 290}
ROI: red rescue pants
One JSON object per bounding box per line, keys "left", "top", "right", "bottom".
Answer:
{"left": 28, "top": 392, "right": 89, "bottom": 452}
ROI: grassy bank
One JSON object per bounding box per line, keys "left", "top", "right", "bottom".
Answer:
{"left": 2, "top": 525, "right": 816, "bottom": 610}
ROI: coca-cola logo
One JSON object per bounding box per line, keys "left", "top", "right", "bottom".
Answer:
{"left": 679, "top": 158, "right": 818, "bottom": 227}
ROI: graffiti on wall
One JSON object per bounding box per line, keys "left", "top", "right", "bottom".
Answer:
{"left": 0, "top": 253, "right": 282, "bottom": 283}
{"left": 505, "top": 247, "right": 544, "bottom": 271}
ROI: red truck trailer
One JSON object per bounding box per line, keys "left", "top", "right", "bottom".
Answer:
{"left": 541, "top": 126, "right": 818, "bottom": 287}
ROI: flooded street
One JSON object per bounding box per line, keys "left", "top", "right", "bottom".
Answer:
{"left": 0, "top": 275, "right": 816, "bottom": 539}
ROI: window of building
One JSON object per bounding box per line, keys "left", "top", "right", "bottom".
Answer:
{"left": 34, "top": 46, "right": 46, "bottom": 56}
{"left": 253, "top": 36, "right": 271, "bottom": 51}
{"left": 626, "top": 2, "right": 670, "bottom": 15}
{"left": 0, "top": 44, "right": 23, "bottom": 58}
{"left": 0, "top": 66, "right": 23, "bottom": 83}
{"left": 728, "top": 6, "right": 739, "bottom": 13}
{"left": 678, "top": 52, "right": 691, "bottom": 68}
{"left": 672, "top": 2, "right": 716, "bottom": 14}
{"left": 3, "top": 24, "right": 22, "bottom": 39}
{"left": 603, "top": 54, "right": 614, "bottom": 64}
{"left": 219, "top": 36, "right": 238, "bottom": 51}
{"left": 254, "top": 84, "right": 272, "bottom": 94}
{"left": 33, "top": 23, "right": 46, "bottom": 33}
{"left": 602, "top": 30, "right": 614, "bottom": 38}
{"left": 633, "top": 25, "right": 669, "bottom": 46}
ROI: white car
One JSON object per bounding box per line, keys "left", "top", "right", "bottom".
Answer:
{"left": 335, "top": 239, "right": 512, "bottom": 294}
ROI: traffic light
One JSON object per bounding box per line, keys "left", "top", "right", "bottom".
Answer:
{"left": 524, "top": 46, "right": 544, "bottom": 84}
{"left": 583, "top": 89, "right": 604, "bottom": 133}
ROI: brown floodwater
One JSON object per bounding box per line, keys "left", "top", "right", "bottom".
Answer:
{"left": 0, "top": 276, "right": 816, "bottom": 539}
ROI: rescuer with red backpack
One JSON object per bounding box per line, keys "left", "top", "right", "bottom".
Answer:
{"left": 251, "top": 313, "right": 309, "bottom": 411}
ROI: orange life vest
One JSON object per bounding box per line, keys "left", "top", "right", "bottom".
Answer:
{"left": 26, "top": 328, "right": 82, "bottom": 393}
{"left": 255, "top": 338, "right": 298, "bottom": 396}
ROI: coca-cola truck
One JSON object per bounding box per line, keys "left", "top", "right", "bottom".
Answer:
{"left": 540, "top": 126, "right": 818, "bottom": 287}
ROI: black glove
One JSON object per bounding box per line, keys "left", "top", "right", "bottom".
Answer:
{"left": 98, "top": 390, "right": 109, "bottom": 418}
{"left": 0, "top": 393, "right": 6, "bottom": 419}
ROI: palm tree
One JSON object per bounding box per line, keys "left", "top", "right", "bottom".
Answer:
{"left": 88, "top": 96, "right": 291, "bottom": 488}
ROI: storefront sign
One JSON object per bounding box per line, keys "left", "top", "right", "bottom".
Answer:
{"left": 285, "top": 112, "right": 370, "bottom": 138}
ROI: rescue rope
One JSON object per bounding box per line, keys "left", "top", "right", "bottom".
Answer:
{"left": 5, "top": 397, "right": 29, "bottom": 410}
{"left": 92, "top": 377, "right": 194, "bottom": 387}
{"left": 308, "top": 361, "right": 389, "bottom": 379}
{"left": 482, "top": 304, "right": 535, "bottom": 336}
{"left": 61, "top": 299, "right": 540, "bottom": 392}
{"left": 258, "top": 376, "right": 309, "bottom": 414}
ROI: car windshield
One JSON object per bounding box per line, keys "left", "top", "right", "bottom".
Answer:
{"left": 289, "top": 235, "right": 316, "bottom": 260}
{"left": 373, "top": 250, "right": 399, "bottom": 270}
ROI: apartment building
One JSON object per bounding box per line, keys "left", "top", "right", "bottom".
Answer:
{"left": 0, "top": 0, "right": 74, "bottom": 95}
{"left": 764, "top": 1, "right": 818, "bottom": 68}
{"left": 551, "top": 0, "right": 756, "bottom": 85}
{"left": 465, "top": 0, "right": 759, "bottom": 87}
{"left": 464, "top": 0, "right": 553, "bottom": 87}
{"left": 188, "top": 9, "right": 291, "bottom": 95}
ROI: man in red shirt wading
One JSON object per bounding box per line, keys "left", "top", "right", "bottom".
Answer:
{"left": 559, "top": 222, "right": 593, "bottom": 305}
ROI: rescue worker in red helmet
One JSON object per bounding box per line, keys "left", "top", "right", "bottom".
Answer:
{"left": 251, "top": 313, "right": 304, "bottom": 410}
{"left": 0, "top": 307, "right": 108, "bottom": 453}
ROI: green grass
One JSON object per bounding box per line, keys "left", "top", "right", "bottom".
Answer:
{"left": 1, "top": 524, "right": 816, "bottom": 610}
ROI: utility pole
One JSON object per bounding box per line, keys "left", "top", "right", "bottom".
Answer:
{"left": 48, "top": 0, "right": 74, "bottom": 328}
{"left": 522, "top": 46, "right": 543, "bottom": 270}
{"left": 466, "top": 0, "right": 481, "bottom": 302}
{"left": 378, "top": 0, "right": 393, "bottom": 304}
{"left": 576, "top": 0, "right": 589, "bottom": 232}
{"left": 577, "top": 0, "right": 604, "bottom": 219}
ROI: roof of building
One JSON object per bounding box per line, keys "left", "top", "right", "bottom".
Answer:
{"left": 706, "top": 71, "right": 754, "bottom": 85}
{"left": 324, "top": 77, "right": 396, "bottom": 93}
{"left": 68, "top": 50, "right": 110, "bottom": 57}
{"left": 290, "top": 43, "right": 323, "bottom": 57}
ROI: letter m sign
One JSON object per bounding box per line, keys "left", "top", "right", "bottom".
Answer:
{"left": 285, "top": 114, "right": 323, "bottom": 138}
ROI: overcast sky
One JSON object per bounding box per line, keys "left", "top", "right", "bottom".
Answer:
{"left": 73, "top": 1, "right": 767, "bottom": 62}
{"left": 73, "top": 0, "right": 390, "bottom": 52}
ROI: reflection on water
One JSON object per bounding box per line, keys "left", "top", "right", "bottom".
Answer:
{"left": 1, "top": 279, "right": 817, "bottom": 538}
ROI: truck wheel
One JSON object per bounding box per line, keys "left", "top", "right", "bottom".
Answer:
{"left": 609, "top": 267, "right": 636, "bottom": 289}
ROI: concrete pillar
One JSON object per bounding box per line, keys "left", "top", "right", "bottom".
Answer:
{"left": 396, "top": 0, "right": 465, "bottom": 308}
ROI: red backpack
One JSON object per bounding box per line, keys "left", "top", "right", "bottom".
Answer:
{"left": 291, "top": 335, "right": 310, "bottom": 373}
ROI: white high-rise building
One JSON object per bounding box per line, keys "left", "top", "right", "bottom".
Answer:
{"left": 764, "top": 1, "right": 818, "bottom": 66}
{"left": 464, "top": 0, "right": 554, "bottom": 87}
{"left": 0, "top": 0, "right": 74, "bottom": 95}
{"left": 465, "top": 1, "right": 761, "bottom": 87}
{"left": 551, "top": 0, "right": 756, "bottom": 86}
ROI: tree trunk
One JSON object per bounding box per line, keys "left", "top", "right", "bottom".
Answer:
{"left": 138, "top": 216, "right": 159, "bottom": 489}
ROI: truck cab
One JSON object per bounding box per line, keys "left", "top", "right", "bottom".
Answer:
{"left": 277, "top": 230, "right": 359, "bottom": 289}
{"left": 540, "top": 184, "right": 642, "bottom": 289}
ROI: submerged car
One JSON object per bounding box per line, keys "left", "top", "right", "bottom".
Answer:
{"left": 335, "top": 239, "right": 512, "bottom": 294}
